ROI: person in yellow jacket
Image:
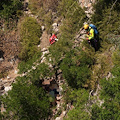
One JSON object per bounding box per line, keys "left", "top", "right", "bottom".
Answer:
{"left": 84, "top": 24, "right": 98, "bottom": 51}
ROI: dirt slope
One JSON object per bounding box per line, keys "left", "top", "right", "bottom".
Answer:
{"left": 40, "top": 31, "right": 50, "bottom": 49}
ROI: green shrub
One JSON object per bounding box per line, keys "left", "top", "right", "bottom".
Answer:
{"left": 91, "top": 0, "right": 120, "bottom": 42}
{"left": 58, "top": 0, "right": 77, "bottom": 17}
{"left": 91, "top": 74, "right": 120, "bottom": 120}
{"left": 64, "top": 107, "right": 90, "bottom": 120}
{"left": 19, "top": 17, "right": 42, "bottom": 61}
{"left": 2, "top": 61, "right": 51, "bottom": 119}
{"left": 64, "top": 89, "right": 90, "bottom": 120}
{"left": 18, "top": 52, "right": 42, "bottom": 73}
{"left": 28, "top": 0, "right": 59, "bottom": 33}
{"left": 1, "top": 77, "right": 50, "bottom": 119}
{"left": 91, "top": 52, "right": 120, "bottom": 119}
{"left": 112, "top": 48, "right": 120, "bottom": 65}
{"left": 29, "top": 0, "right": 59, "bottom": 14}
{"left": 0, "top": 0, "right": 24, "bottom": 20}
{"left": 60, "top": 50, "right": 93, "bottom": 88}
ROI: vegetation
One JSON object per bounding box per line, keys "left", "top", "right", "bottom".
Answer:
{"left": 1, "top": 63, "right": 51, "bottom": 119}
{"left": 92, "top": 0, "right": 120, "bottom": 41}
{"left": 47, "top": 0, "right": 95, "bottom": 119}
{"left": 19, "top": 17, "right": 42, "bottom": 61}
{"left": 0, "top": 0, "right": 120, "bottom": 119}
{"left": 63, "top": 87, "right": 90, "bottom": 120}
{"left": 90, "top": 0, "right": 120, "bottom": 119}
{"left": 18, "top": 52, "right": 41, "bottom": 73}
{"left": 63, "top": 0, "right": 120, "bottom": 119}
{"left": 0, "top": 0, "right": 24, "bottom": 20}
{"left": 2, "top": 80, "right": 50, "bottom": 119}
{"left": 91, "top": 51, "right": 120, "bottom": 119}
{"left": 49, "top": 0, "right": 86, "bottom": 64}
{"left": 29, "top": 0, "right": 59, "bottom": 33}
{"left": 61, "top": 49, "right": 93, "bottom": 88}
{"left": 29, "top": 0, "right": 59, "bottom": 14}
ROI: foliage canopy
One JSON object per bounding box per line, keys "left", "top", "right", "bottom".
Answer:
{"left": 0, "top": 0, "right": 24, "bottom": 19}
{"left": 19, "top": 17, "right": 42, "bottom": 61}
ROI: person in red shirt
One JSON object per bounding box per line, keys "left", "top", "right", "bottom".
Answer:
{"left": 49, "top": 33, "right": 58, "bottom": 45}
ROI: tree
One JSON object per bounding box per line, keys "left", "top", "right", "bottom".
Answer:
{"left": 0, "top": 0, "right": 24, "bottom": 19}
{"left": 91, "top": 0, "right": 120, "bottom": 42}
{"left": 91, "top": 64, "right": 120, "bottom": 120}
{"left": 60, "top": 49, "right": 93, "bottom": 88}
{"left": 19, "top": 17, "right": 42, "bottom": 61}
{"left": 2, "top": 76, "right": 50, "bottom": 120}
{"left": 1, "top": 61, "right": 51, "bottom": 119}
{"left": 64, "top": 89, "right": 90, "bottom": 120}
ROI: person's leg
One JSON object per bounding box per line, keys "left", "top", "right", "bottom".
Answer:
{"left": 90, "top": 39, "right": 98, "bottom": 51}
{"left": 94, "top": 39, "right": 98, "bottom": 51}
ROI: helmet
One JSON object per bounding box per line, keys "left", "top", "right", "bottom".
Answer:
{"left": 84, "top": 24, "right": 89, "bottom": 30}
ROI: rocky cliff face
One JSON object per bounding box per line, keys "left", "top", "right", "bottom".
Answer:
{"left": 79, "top": 0, "right": 95, "bottom": 18}
{"left": 79, "top": 0, "right": 95, "bottom": 8}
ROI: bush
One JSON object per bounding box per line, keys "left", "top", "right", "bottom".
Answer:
{"left": 2, "top": 77, "right": 50, "bottom": 119}
{"left": 112, "top": 48, "right": 120, "bottom": 65}
{"left": 91, "top": 52, "right": 120, "bottom": 120}
{"left": 28, "top": 0, "right": 59, "bottom": 33}
{"left": 19, "top": 17, "right": 42, "bottom": 61}
{"left": 1, "top": 61, "right": 51, "bottom": 119}
{"left": 18, "top": 52, "right": 42, "bottom": 73}
{"left": 29, "top": 0, "right": 59, "bottom": 14}
{"left": 64, "top": 89, "right": 90, "bottom": 120}
{"left": 91, "top": 70, "right": 120, "bottom": 119}
{"left": 60, "top": 50, "right": 93, "bottom": 88}
{"left": 0, "top": 0, "right": 24, "bottom": 20}
{"left": 91, "top": 0, "right": 120, "bottom": 42}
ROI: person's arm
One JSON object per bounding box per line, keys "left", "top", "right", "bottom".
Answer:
{"left": 55, "top": 38, "right": 58, "bottom": 41}
{"left": 53, "top": 34, "right": 58, "bottom": 41}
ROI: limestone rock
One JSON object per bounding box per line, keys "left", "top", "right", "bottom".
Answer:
{"left": 52, "top": 23, "right": 59, "bottom": 32}
{"left": 4, "top": 86, "right": 12, "bottom": 92}
{"left": 0, "top": 58, "right": 4, "bottom": 62}
{"left": 55, "top": 117, "right": 62, "bottom": 120}
{"left": 41, "top": 26, "right": 45, "bottom": 31}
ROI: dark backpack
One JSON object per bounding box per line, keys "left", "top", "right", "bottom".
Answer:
{"left": 89, "top": 24, "right": 99, "bottom": 35}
